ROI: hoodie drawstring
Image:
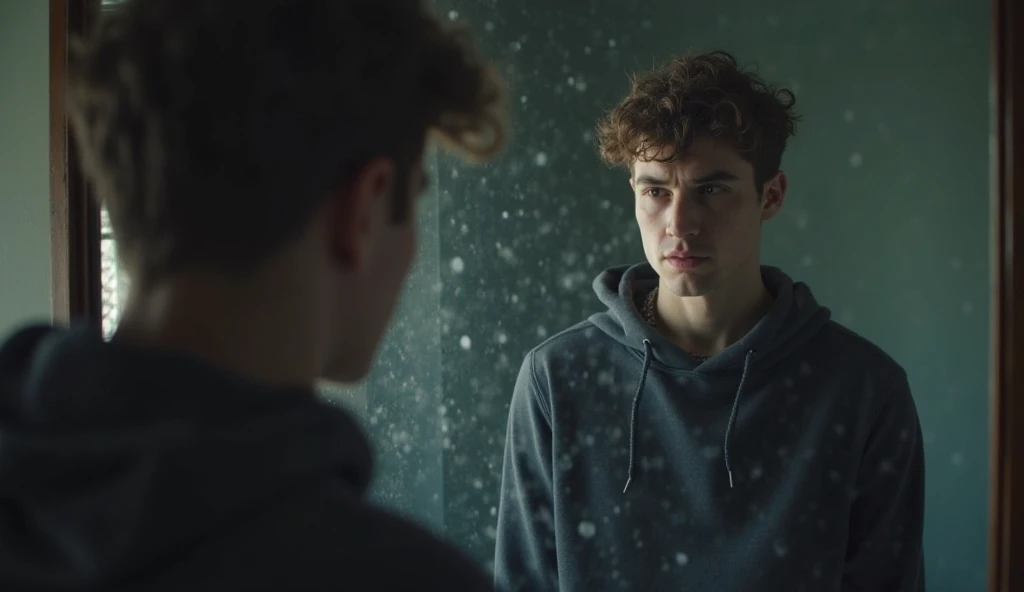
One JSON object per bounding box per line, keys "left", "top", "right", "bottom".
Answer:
{"left": 623, "top": 339, "right": 653, "bottom": 494}
{"left": 723, "top": 350, "right": 756, "bottom": 488}
{"left": 623, "top": 345, "right": 757, "bottom": 493}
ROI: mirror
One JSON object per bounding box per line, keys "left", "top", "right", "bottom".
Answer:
{"left": 97, "top": 0, "right": 992, "bottom": 589}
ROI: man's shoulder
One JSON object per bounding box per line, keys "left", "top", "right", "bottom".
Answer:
{"left": 173, "top": 482, "right": 492, "bottom": 591}
{"left": 527, "top": 319, "right": 614, "bottom": 360}
{"left": 813, "top": 319, "right": 906, "bottom": 378}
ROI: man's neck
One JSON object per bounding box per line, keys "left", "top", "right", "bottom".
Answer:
{"left": 655, "top": 268, "right": 772, "bottom": 358}
{"left": 113, "top": 270, "right": 326, "bottom": 390}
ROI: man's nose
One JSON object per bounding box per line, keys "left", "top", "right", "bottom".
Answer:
{"left": 666, "top": 195, "right": 700, "bottom": 238}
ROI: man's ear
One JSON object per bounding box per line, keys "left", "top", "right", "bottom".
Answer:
{"left": 760, "top": 170, "right": 788, "bottom": 222}
{"left": 329, "top": 157, "right": 396, "bottom": 271}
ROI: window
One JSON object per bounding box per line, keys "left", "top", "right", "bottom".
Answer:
{"left": 99, "top": 208, "right": 127, "bottom": 338}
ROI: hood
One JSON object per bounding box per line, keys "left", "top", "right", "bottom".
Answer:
{"left": 0, "top": 324, "right": 372, "bottom": 590}
{"left": 588, "top": 262, "right": 831, "bottom": 372}
{"left": 588, "top": 263, "right": 831, "bottom": 492}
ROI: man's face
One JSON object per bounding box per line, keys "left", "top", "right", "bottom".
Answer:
{"left": 631, "top": 136, "right": 785, "bottom": 298}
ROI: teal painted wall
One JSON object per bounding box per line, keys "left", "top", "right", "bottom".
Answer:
{"left": 348, "top": 1, "right": 991, "bottom": 590}
{"left": 0, "top": 0, "right": 52, "bottom": 334}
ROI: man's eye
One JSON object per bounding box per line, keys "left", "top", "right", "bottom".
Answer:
{"left": 644, "top": 188, "right": 668, "bottom": 198}
{"left": 698, "top": 185, "right": 727, "bottom": 196}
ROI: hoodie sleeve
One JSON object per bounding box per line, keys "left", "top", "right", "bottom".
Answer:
{"left": 493, "top": 350, "right": 559, "bottom": 592}
{"left": 843, "top": 369, "right": 925, "bottom": 592}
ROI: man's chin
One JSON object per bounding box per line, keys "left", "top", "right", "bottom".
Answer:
{"left": 659, "top": 271, "right": 718, "bottom": 298}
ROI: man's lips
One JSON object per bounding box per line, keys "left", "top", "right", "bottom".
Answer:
{"left": 664, "top": 253, "right": 709, "bottom": 270}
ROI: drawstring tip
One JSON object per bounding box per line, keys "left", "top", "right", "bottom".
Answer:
{"left": 728, "top": 470, "right": 734, "bottom": 489}
{"left": 623, "top": 477, "right": 632, "bottom": 494}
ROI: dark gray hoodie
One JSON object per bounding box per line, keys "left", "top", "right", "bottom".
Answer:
{"left": 494, "top": 263, "right": 924, "bottom": 592}
{"left": 0, "top": 324, "right": 492, "bottom": 592}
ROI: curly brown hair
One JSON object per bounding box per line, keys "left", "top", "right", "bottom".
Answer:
{"left": 597, "top": 50, "right": 798, "bottom": 191}
{"left": 68, "top": 0, "right": 505, "bottom": 281}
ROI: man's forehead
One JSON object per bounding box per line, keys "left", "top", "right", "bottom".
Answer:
{"left": 632, "top": 140, "right": 747, "bottom": 178}
{"left": 633, "top": 153, "right": 735, "bottom": 176}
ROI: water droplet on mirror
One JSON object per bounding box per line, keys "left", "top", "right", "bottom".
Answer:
{"left": 459, "top": 335, "right": 472, "bottom": 350}
{"left": 449, "top": 256, "right": 465, "bottom": 274}
{"left": 578, "top": 521, "right": 597, "bottom": 538}
{"left": 773, "top": 539, "right": 789, "bottom": 558}
{"left": 849, "top": 153, "right": 863, "bottom": 168}
{"left": 676, "top": 552, "right": 689, "bottom": 566}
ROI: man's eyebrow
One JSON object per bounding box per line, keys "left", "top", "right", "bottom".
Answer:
{"left": 691, "top": 171, "right": 740, "bottom": 184}
{"left": 634, "top": 171, "right": 741, "bottom": 186}
{"left": 634, "top": 175, "right": 671, "bottom": 186}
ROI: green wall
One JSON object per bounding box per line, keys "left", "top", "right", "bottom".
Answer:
{"left": 0, "top": 0, "right": 52, "bottom": 334}
{"left": 348, "top": 1, "right": 991, "bottom": 590}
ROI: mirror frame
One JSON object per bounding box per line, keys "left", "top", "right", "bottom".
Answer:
{"left": 989, "top": 0, "right": 1023, "bottom": 589}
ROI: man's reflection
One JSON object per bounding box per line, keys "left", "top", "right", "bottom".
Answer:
{"left": 494, "top": 51, "right": 925, "bottom": 592}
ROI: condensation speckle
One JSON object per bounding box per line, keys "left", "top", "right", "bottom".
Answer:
{"left": 773, "top": 539, "right": 790, "bottom": 558}
{"left": 535, "top": 152, "right": 549, "bottom": 166}
{"left": 578, "top": 521, "right": 597, "bottom": 538}
{"left": 849, "top": 153, "right": 863, "bottom": 168}
{"left": 843, "top": 109, "right": 855, "bottom": 122}
{"left": 459, "top": 335, "right": 472, "bottom": 350}
{"left": 449, "top": 256, "right": 465, "bottom": 274}
{"left": 676, "top": 552, "right": 689, "bottom": 566}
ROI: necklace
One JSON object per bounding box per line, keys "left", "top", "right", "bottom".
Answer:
{"left": 643, "top": 287, "right": 710, "bottom": 362}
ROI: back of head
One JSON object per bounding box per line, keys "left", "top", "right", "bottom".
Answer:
{"left": 597, "top": 50, "right": 798, "bottom": 190}
{"left": 68, "top": 0, "right": 506, "bottom": 282}
{"left": 0, "top": 6, "right": 506, "bottom": 588}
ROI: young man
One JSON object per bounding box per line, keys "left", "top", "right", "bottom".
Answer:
{"left": 494, "top": 51, "right": 925, "bottom": 591}
{"left": 0, "top": 1, "right": 504, "bottom": 590}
